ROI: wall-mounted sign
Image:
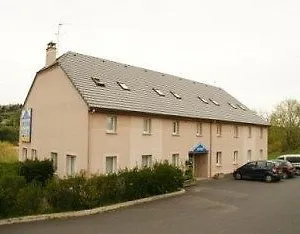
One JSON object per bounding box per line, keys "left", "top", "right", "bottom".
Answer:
{"left": 20, "top": 108, "right": 32, "bottom": 143}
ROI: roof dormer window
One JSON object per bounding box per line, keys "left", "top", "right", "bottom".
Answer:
{"left": 198, "top": 97, "right": 209, "bottom": 104}
{"left": 91, "top": 77, "right": 105, "bottom": 87}
{"left": 153, "top": 88, "right": 165, "bottom": 96}
{"left": 170, "top": 91, "right": 181, "bottom": 99}
{"left": 237, "top": 104, "right": 247, "bottom": 111}
{"left": 209, "top": 98, "right": 220, "bottom": 106}
{"left": 117, "top": 82, "right": 130, "bottom": 91}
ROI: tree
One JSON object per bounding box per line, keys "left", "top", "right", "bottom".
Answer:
{"left": 269, "top": 99, "right": 300, "bottom": 152}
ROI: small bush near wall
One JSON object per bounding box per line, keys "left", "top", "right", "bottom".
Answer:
{"left": 19, "top": 159, "right": 54, "bottom": 185}
{"left": 0, "top": 162, "right": 19, "bottom": 177}
{"left": 0, "top": 162, "right": 184, "bottom": 218}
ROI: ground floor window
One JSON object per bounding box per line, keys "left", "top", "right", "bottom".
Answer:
{"left": 216, "top": 152, "right": 222, "bottom": 166}
{"left": 51, "top": 152, "right": 58, "bottom": 171}
{"left": 172, "top": 154, "right": 179, "bottom": 167}
{"left": 66, "top": 155, "right": 76, "bottom": 176}
{"left": 233, "top": 151, "right": 238, "bottom": 164}
{"left": 31, "top": 149, "right": 37, "bottom": 160}
{"left": 106, "top": 156, "right": 117, "bottom": 174}
{"left": 22, "top": 148, "right": 27, "bottom": 161}
{"left": 247, "top": 150, "right": 252, "bottom": 162}
{"left": 142, "top": 155, "right": 152, "bottom": 167}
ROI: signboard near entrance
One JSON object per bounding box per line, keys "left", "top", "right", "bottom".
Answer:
{"left": 20, "top": 108, "right": 32, "bottom": 143}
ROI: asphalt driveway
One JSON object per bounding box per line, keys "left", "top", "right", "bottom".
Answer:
{"left": 1, "top": 176, "right": 300, "bottom": 234}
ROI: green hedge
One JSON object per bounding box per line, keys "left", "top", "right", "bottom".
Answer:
{"left": 0, "top": 162, "right": 184, "bottom": 218}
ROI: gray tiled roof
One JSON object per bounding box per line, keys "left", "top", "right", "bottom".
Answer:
{"left": 57, "top": 52, "right": 268, "bottom": 125}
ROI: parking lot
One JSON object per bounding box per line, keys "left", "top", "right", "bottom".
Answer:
{"left": 1, "top": 176, "right": 300, "bottom": 234}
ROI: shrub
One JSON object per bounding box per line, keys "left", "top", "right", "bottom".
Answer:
{"left": 20, "top": 159, "right": 54, "bottom": 185}
{"left": 0, "top": 162, "right": 20, "bottom": 177}
{"left": 0, "top": 176, "right": 26, "bottom": 218}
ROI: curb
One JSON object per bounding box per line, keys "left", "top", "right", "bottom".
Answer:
{"left": 0, "top": 189, "right": 185, "bottom": 226}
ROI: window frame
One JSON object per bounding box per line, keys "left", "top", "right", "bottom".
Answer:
{"left": 142, "top": 155, "right": 152, "bottom": 168}
{"left": 248, "top": 126, "right": 252, "bottom": 138}
{"left": 233, "top": 151, "right": 238, "bottom": 165}
{"left": 106, "top": 115, "right": 117, "bottom": 133}
{"left": 247, "top": 150, "right": 252, "bottom": 162}
{"left": 66, "top": 155, "right": 76, "bottom": 177}
{"left": 216, "top": 123, "right": 222, "bottom": 136}
{"left": 172, "top": 120, "right": 180, "bottom": 135}
{"left": 106, "top": 156, "right": 117, "bottom": 174}
{"left": 233, "top": 125, "right": 239, "bottom": 138}
{"left": 31, "top": 149, "right": 37, "bottom": 160}
{"left": 216, "top": 152, "right": 222, "bottom": 166}
{"left": 51, "top": 152, "right": 58, "bottom": 171}
{"left": 172, "top": 154, "right": 180, "bottom": 167}
{"left": 143, "top": 118, "right": 152, "bottom": 135}
{"left": 196, "top": 122, "right": 203, "bottom": 136}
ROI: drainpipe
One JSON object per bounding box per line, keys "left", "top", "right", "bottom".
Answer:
{"left": 87, "top": 109, "right": 94, "bottom": 175}
{"left": 209, "top": 122, "right": 212, "bottom": 178}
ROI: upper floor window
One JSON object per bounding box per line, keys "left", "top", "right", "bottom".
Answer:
{"left": 248, "top": 126, "right": 252, "bottom": 138}
{"left": 233, "top": 125, "right": 239, "bottom": 138}
{"left": 172, "top": 121, "right": 180, "bottom": 135}
{"left": 107, "top": 116, "right": 117, "bottom": 133}
{"left": 143, "top": 118, "right": 152, "bottom": 134}
{"left": 217, "top": 124, "right": 222, "bottom": 136}
{"left": 196, "top": 122, "right": 203, "bottom": 136}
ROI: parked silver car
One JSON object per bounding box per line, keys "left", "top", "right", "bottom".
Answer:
{"left": 277, "top": 155, "right": 300, "bottom": 175}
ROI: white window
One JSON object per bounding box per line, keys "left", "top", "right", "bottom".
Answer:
{"left": 66, "top": 155, "right": 76, "bottom": 176}
{"left": 142, "top": 155, "right": 152, "bottom": 167}
{"left": 233, "top": 151, "right": 238, "bottom": 164}
{"left": 247, "top": 150, "right": 252, "bottom": 162}
{"left": 51, "top": 152, "right": 58, "bottom": 171}
{"left": 31, "top": 149, "right": 37, "bottom": 160}
{"left": 233, "top": 125, "right": 239, "bottom": 138}
{"left": 172, "top": 121, "right": 179, "bottom": 135}
{"left": 143, "top": 118, "right": 152, "bottom": 134}
{"left": 106, "top": 156, "right": 117, "bottom": 174}
{"left": 248, "top": 126, "right": 252, "bottom": 138}
{"left": 107, "top": 115, "right": 117, "bottom": 133}
{"left": 217, "top": 124, "right": 222, "bottom": 136}
{"left": 216, "top": 152, "right": 222, "bottom": 166}
{"left": 260, "top": 127, "right": 263, "bottom": 139}
{"left": 22, "top": 148, "right": 27, "bottom": 161}
{"left": 196, "top": 122, "right": 203, "bottom": 136}
{"left": 259, "top": 149, "right": 263, "bottom": 160}
{"left": 172, "top": 154, "right": 179, "bottom": 167}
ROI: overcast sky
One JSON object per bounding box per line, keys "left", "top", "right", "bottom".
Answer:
{"left": 1, "top": 0, "right": 299, "bottom": 113}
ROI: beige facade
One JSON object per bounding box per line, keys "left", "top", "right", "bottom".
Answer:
{"left": 19, "top": 64, "right": 267, "bottom": 178}
{"left": 19, "top": 45, "right": 268, "bottom": 178}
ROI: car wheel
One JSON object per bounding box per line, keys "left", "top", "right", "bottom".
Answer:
{"left": 265, "top": 175, "right": 273, "bottom": 183}
{"left": 296, "top": 168, "right": 300, "bottom": 176}
{"left": 282, "top": 172, "right": 288, "bottom": 179}
{"left": 234, "top": 173, "right": 242, "bottom": 180}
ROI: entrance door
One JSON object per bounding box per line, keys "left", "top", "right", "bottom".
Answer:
{"left": 194, "top": 154, "right": 208, "bottom": 178}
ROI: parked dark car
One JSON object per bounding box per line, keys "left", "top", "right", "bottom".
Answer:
{"left": 270, "top": 159, "right": 296, "bottom": 179}
{"left": 233, "top": 160, "right": 282, "bottom": 182}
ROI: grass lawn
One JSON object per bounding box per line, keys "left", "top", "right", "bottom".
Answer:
{"left": 0, "top": 141, "right": 18, "bottom": 163}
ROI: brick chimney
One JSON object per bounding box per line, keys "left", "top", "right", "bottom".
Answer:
{"left": 46, "top": 42, "right": 57, "bottom": 66}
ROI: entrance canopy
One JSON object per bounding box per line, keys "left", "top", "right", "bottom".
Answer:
{"left": 189, "top": 143, "right": 208, "bottom": 155}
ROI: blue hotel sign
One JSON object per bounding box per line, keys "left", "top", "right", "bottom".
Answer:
{"left": 20, "top": 108, "right": 32, "bottom": 143}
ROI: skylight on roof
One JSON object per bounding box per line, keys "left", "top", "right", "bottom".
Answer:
{"left": 153, "top": 88, "right": 165, "bottom": 96}
{"left": 170, "top": 91, "right": 181, "bottom": 99}
{"left": 209, "top": 98, "right": 220, "bottom": 106}
{"left": 237, "top": 104, "right": 247, "bottom": 111}
{"left": 198, "top": 97, "right": 209, "bottom": 104}
{"left": 91, "top": 77, "right": 105, "bottom": 87}
{"left": 228, "top": 103, "right": 238, "bottom": 109}
{"left": 117, "top": 82, "right": 130, "bottom": 91}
